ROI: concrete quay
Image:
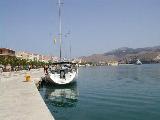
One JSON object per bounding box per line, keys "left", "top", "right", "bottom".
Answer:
{"left": 0, "top": 69, "right": 54, "bottom": 120}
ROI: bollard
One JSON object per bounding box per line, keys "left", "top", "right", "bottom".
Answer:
{"left": 25, "top": 74, "right": 31, "bottom": 82}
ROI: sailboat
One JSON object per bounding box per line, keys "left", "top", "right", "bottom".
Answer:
{"left": 47, "top": 0, "right": 78, "bottom": 85}
{"left": 136, "top": 59, "right": 142, "bottom": 65}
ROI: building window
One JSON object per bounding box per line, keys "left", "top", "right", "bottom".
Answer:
{"left": 0, "top": 50, "right": 2, "bottom": 54}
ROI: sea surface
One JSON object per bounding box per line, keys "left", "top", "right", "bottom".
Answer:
{"left": 39, "top": 64, "right": 160, "bottom": 120}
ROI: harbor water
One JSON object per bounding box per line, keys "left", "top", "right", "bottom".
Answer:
{"left": 39, "top": 64, "right": 160, "bottom": 120}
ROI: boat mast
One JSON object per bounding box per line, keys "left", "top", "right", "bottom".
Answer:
{"left": 69, "top": 38, "right": 72, "bottom": 61}
{"left": 58, "top": 0, "right": 62, "bottom": 61}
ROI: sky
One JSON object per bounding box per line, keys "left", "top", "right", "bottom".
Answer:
{"left": 0, "top": 0, "right": 160, "bottom": 58}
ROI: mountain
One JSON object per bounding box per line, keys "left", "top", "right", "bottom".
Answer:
{"left": 80, "top": 54, "right": 117, "bottom": 63}
{"left": 80, "top": 46, "right": 160, "bottom": 64}
{"left": 104, "top": 46, "right": 160, "bottom": 57}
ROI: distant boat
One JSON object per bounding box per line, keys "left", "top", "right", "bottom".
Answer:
{"left": 47, "top": 0, "right": 78, "bottom": 85}
{"left": 136, "top": 59, "right": 142, "bottom": 65}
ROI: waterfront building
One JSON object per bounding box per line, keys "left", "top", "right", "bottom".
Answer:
{"left": 26, "top": 53, "right": 40, "bottom": 61}
{"left": 107, "top": 61, "right": 119, "bottom": 66}
{"left": 15, "top": 51, "right": 29, "bottom": 60}
{"left": 50, "top": 56, "right": 59, "bottom": 62}
{"left": 154, "top": 54, "right": 160, "bottom": 62}
{"left": 155, "top": 54, "right": 160, "bottom": 60}
{"left": 0, "top": 48, "right": 15, "bottom": 58}
{"left": 42, "top": 55, "right": 51, "bottom": 63}
{"left": 39, "top": 55, "right": 43, "bottom": 62}
{"left": 15, "top": 50, "right": 59, "bottom": 63}
{"left": 33, "top": 53, "right": 39, "bottom": 61}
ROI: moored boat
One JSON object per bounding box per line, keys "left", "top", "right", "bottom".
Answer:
{"left": 136, "top": 59, "right": 142, "bottom": 65}
{"left": 46, "top": 0, "right": 78, "bottom": 85}
{"left": 47, "top": 62, "right": 78, "bottom": 84}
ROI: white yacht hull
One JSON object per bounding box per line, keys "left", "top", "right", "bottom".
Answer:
{"left": 48, "top": 71, "right": 77, "bottom": 85}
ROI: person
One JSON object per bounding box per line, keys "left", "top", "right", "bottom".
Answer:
{"left": 0, "top": 67, "right": 3, "bottom": 73}
{"left": 28, "top": 65, "right": 31, "bottom": 71}
{"left": 44, "top": 65, "right": 48, "bottom": 74}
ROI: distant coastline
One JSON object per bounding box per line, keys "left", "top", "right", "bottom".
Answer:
{"left": 79, "top": 46, "right": 160, "bottom": 65}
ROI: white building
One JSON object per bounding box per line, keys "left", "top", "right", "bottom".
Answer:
{"left": 15, "top": 51, "right": 29, "bottom": 60}
{"left": 16, "top": 51, "right": 58, "bottom": 63}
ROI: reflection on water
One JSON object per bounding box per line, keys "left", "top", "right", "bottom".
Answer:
{"left": 39, "top": 81, "right": 78, "bottom": 109}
